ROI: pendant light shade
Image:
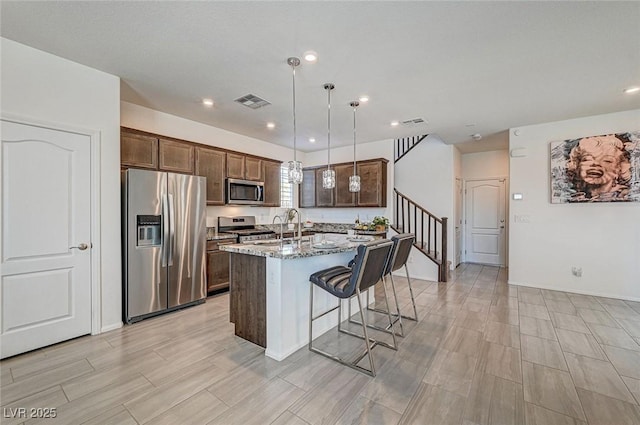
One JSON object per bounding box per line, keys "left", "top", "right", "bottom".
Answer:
{"left": 349, "top": 101, "right": 361, "bottom": 192}
{"left": 287, "top": 57, "right": 303, "bottom": 184}
{"left": 322, "top": 83, "right": 335, "bottom": 189}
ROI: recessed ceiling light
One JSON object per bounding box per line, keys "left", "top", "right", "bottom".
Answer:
{"left": 471, "top": 133, "right": 482, "bottom": 141}
{"left": 623, "top": 86, "right": 640, "bottom": 94}
{"left": 303, "top": 51, "right": 318, "bottom": 63}
{"left": 202, "top": 98, "right": 214, "bottom": 107}
{"left": 390, "top": 121, "right": 399, "bottom": 127}
{"left": 309, "top": 138, "right": 316, "bottom": 143}
{"left": 266, "top": 122, "right": 275, "bottom": 129}
{"left": 359, "top": 96, "right": 369, "bottom": 103}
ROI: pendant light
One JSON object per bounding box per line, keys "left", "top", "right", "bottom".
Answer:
{"left": 322, "top": 83, "right": 336, "bottom": 189}
{"left": 349, "top": 101, "right": 361, "bottom": 192}
{"left": 287, "top": 57, "right": 303, "bottom": 184}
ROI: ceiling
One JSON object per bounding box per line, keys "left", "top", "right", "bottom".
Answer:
{"left": 2, "top": 1, "right": 639, "bottom": 154}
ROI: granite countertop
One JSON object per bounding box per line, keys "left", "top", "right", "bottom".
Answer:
{"left": 219, "top": 233, "right": 376, "bottom": 259}
{"left": 206, "top": 230, "right": 237, "bottom": 241}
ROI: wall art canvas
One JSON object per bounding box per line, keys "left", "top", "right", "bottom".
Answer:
{"left": 550, "top": 131, "right": 640, "bottom": 203}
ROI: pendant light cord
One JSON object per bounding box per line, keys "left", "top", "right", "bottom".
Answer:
{"left": 324, "top": 83, "right": 335, "bottom": 170}
{"left": 351, "top": 101, "right": 359, "bottom": 176}
{"left": 292, "top": 64, "right": 297, "bottom": 162}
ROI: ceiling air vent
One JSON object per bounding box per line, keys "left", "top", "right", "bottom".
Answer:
{"left": 234, "top": 94, "right": 271, "bottom": 109}
{"left": 401, "top": 118, "right": 426, "bottom": 125}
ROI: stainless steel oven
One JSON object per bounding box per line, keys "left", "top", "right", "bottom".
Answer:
{"left": 218, "top": 216, "right": 275, "bottom": 242}
{"left": 226, "top": 178, "right": 264, "bottom": 205}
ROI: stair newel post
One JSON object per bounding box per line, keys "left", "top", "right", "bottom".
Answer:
{"left": 441, "top": 217, "right": 448, "bottom": 282}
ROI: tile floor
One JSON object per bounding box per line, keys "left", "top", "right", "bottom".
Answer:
{"left": 1, "top": 263, "right": 640, "bottom": 424}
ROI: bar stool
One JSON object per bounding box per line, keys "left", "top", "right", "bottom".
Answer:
{"left": 351, "top": 233, "right": 418, "bottom": 337}
{"left": 380, "top": 233, "right": 418, "bottom": 336}
{"left": 308, "top": 239, "right": 395, "bottom": 377}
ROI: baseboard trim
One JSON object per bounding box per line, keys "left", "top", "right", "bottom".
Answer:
{"left": 100, "top": 322, "right": 123, "bottom": 334}
{"left": 508, "top": 280, "right": 640, "bottom": 303}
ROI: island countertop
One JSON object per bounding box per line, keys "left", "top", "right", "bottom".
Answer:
{"left": 219, "top": 233, "right": 372, "bottom": 259}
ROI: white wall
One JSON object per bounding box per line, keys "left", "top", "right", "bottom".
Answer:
{"left": 509, "top": 109, "right": 640, "bottom": 301}
{"left": 303, "top": 139, "right": 393, "bottom": 223}
{"left": 462, "top": 150, "right": 509, "bottom": 180}
{"left": 395, "top": 135, "right": 456, "bottom": 281}
{"left": 121, "top": 102, "right": 298, "bottom": 225}
{"left": 1, "top": 38, "right": 122, "bottom": 330}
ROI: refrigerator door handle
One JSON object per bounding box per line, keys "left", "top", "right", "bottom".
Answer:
{"left": 162, "top": 194, "right": 169, "bottom": 267}
{"left": 168, "top": 193, "right": 175, "bottom": 266}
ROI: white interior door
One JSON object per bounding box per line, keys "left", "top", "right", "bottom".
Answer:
{"left": 455, "top": 178, "right": 463, "bottom": 267}
{"left": 1, "top": 120, "right": 92, "bottom": 358}
{"left": 465, "top": 179, "right": 506, "bottom": 266}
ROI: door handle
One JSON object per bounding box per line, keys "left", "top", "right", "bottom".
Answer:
{"left": 70, "top": 243, "right": 89, "bottom": 251}
{"left": 500, "top": 226, "right": 505, "bottom": 229}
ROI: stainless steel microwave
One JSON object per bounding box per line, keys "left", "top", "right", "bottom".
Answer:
{"left": 226, "top": 178, "right": 265, "bottom": 205}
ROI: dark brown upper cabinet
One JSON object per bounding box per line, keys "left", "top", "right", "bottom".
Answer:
{"left": 263, "top": 160, "right": 282, "bottom": 207}
{"left": 121, "top": 127, "right": 281, "bottom": 205}
{"left": 226, "top": 153, "right": 245, "bottom": 179}
{"left": 158, "top": 138, "right": 195, "bottom": 174}
{"left": 334, "top": 163, "right": 356, "bottom": 207}
{"left": 195, "top": 146, "right": 226, "bottom": 205}
{"left": 298, "top": 158, "right": 387, "bottom": 208}
{"left": 121, "top": 130, "right": 158, "bottom": 170}
{"left": 315, "top": 168, "right": 334, "bottom": 207}
{"left": 356, "top": 159, "right": 387, "bottom": 207}
{"left": 245, "top": 157, "right": 263, "bottom": 181}
{"left": 227, "top": 153, "right": 263, "bottom": 181}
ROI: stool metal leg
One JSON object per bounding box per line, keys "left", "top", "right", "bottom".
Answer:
{"left": 356, "top": 276, "right": 406, "bottom": 337}
{"left": 404, "top": 264, "right": 419, "bottom": 321}
{"left": 308, "top": 283, "right": 380, "bottom": 376}
{"left": 341, "top": 278, "right": 398, "bottom": 350}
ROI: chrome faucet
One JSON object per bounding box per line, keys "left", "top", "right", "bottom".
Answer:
{"left": 287, "top": 208, "right": 302, "bottom": 247}
{"left": 272, "top": 214, "right": 285, "bottom": 246}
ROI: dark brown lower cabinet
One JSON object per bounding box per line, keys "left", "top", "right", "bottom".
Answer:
{"left": 229, "top": 253, "right": 266, "bottom": 348}
{"left": 206, "top": 238, "right": 236, "bottom": 293}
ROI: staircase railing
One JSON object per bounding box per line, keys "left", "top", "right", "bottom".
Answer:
{"left": 394, "top": 135, "right": 428, "bottom": 163}
{"left": 392, "top": 189, "right": 448, "bottom": 282}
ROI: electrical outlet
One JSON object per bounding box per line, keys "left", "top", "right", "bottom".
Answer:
{"left": 571, "top": 266, "right": 582, "bottom": 277}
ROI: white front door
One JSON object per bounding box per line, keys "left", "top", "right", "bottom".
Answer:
{"left": 465, "top": 179, "right": 506, "bottom": 266}
{"left": 1, "top": 120, "right": 92, "bottom": 358}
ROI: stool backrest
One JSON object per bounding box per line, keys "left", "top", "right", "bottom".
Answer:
{"left": 384, "top": 233, "right": 415, "bottom": 275}
{"left": 350, "top": 239, "right": 394, "bottom": 293}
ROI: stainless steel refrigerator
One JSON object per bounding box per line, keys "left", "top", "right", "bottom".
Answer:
{"left": 122, "top": 169, "right": 207, "bottom": 323}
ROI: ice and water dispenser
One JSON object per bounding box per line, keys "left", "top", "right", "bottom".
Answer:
{"left": 136, "top": 215, "right": 161, "bottom": 247}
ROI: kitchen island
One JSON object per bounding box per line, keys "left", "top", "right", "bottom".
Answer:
{"left": 220, "top": 234, "right": 373, "bottom": 360}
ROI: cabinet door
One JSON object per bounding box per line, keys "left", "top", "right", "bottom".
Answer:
{"left": 245, "top": 157, "right": 263, "bottom": 181}
{"left": 226, "top": 153, "right": 245, "bottom": 179}
{"left": 195, "top": 147, "right": 226, "bottom": 205}
{"left": 334, "top": 163, "right": 356, "bottom": 207}
{"left": 263, "top": 161, "right": 281, "bottom": 207}
{"left": 357, "top": 160, "right": 387, "bottom": 207}
{"left": 299, "top": 168, "right": 316, "bottom": 208}
{"left": 207, "top": 247, "right": 232, "bottom": 292}
{"left": 121, "top": 130, "right": 158, "bottom": 169}
{"left": 315, "top": 168, "right": 334, "bottom": 207}
{"left": 158, "top": 139, "right": 194, "bottom": 174}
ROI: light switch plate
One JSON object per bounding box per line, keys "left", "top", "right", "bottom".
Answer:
{"left": 513, "top": 193, "right": 523, "bottom": 200}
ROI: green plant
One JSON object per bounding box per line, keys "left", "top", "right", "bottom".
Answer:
{"left": 287, "top": 209, "right": 296, "bottom": 223}
{"left": 372, "top": 216, "right": 389, "bottom": 227}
